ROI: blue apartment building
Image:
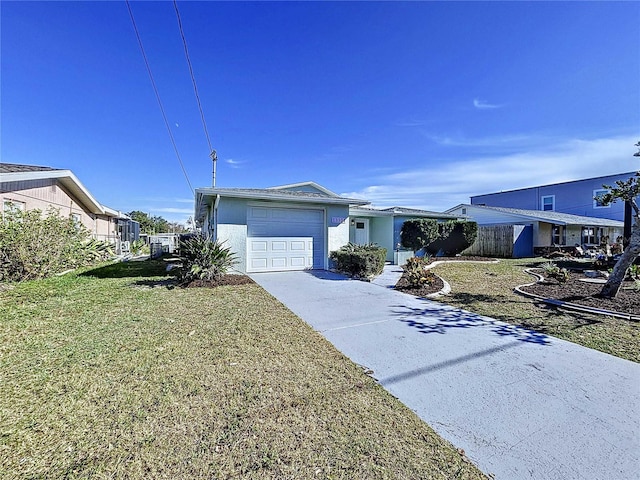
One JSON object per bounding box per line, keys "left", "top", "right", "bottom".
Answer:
{"left": 471, "top": 172, "right": 635, "bottom": 222}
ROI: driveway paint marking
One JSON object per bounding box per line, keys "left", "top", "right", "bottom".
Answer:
{"left": 321, "top": 318, "right": 393, "bottom": 332}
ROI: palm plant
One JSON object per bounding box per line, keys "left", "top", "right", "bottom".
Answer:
{"left": 179, "top": 234, "right": 237, "bottom": 283}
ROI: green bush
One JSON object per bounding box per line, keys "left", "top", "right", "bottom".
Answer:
{"left": 426, "top": 220, "right": 478, "bottom": 256}
{"left": 401, "top": 256, "right": 435, "bottom": 288}
{"left": 400, "top": 219, "right": 439, "bottom": 252}
{"left": 330, "top": 243, "right": 387, "bottom": 278}
{"left": 130, "top": 239, "right": 150, "bottom": 255}
{"left": 541, "top": 262, "right": 569, "bottom": 283}
{"left": 401, "top": 219, "right": 478, "bottom": 256}
{"left": 179, "top": 234, "right": 237, "bottom": 283}
{"left": 0, "top": 208, "right": 113, "bottom": 282}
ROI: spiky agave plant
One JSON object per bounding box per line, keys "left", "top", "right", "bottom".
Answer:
{"left": 179, "top": 234, "right": 238, "bottom": 283}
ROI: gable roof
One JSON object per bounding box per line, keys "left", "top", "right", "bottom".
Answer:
{"left": 1, "top": 162, "right": 105, "bottom": 215}
{"left": 268, "top": 181, "right": 341, "bottom": 197}
{"left": 196, "top": 187, "right": 366, "bottom": 204}
{"left": 446, "top": 204, "right": 624, "bottom": 227}
{"left": 195, "top": 184, "right": 369, "bottom": 222}
{"left": 0, "top": 163, "right": 59, "bottom": 173}
{"left": 350, "top": 205, "right": 459, "bottom": 219}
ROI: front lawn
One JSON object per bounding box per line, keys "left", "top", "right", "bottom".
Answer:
{"left": 0, "top": 259, "right": 485, "bottom": 479}
{"left": 430, "top": 258, "right": 640, "bottom": 363}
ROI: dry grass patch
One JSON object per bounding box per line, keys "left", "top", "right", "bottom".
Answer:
{"left": 0, "top": 259, "right": 485, "bottom": 479}
{"left": 430, "top": 258, "right": 640, "bottom": 363}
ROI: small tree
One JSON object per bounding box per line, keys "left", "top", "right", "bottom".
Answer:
{"left": 400, "top": 219, "right": 439, "bottom": 252}
{"left": 596, "top": 143, "right": 639, "bottom": 298}
{"left": 442, "top": 220, "right": 478, "bottom": 256}
{"left": 401, "top": 219, "right": 478, "bottom": 256}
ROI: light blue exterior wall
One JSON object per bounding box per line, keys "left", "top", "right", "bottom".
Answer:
{"left": 369, "top": 217, "right": 394, "bottom": 262}
{"left": 211, "top": 197, "right": 350, "bottom": 273}
{"left": 471, "top": 173, "right": 634, "bottom": 221}
{"left": 216, "top": 197, "right": 248, "bottom": 225}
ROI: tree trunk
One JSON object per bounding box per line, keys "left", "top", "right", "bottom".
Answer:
{"left": 600, "top": 219, "right": 640, "bottom": 298}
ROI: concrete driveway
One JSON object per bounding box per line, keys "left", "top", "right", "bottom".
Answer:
{"left": 251, "top": 268, "right": 640, "bottom": 480}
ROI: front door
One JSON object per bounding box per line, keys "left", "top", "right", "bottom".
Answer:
{"left": 354, "top": 218, "right": 369, "bottom": 245}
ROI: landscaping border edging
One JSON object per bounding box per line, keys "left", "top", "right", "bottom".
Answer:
{"left": 515, "top": 269, "right": 640, "bottom": 321}
{"left": 423, "top": 275, "right": 451, "bottom": 298}
{"left": 420, "top": 259, "right": 499, "bottom": 298}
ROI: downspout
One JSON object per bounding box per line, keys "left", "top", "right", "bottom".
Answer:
{"left": 212, "top": 194, "right": 220, "bottom": 240}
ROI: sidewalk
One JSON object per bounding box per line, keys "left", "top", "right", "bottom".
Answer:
{"left": 251, "top": 267, "right": 640, "bottom": 480}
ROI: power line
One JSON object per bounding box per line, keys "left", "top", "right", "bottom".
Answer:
{"left": 173, "top": 0, "right": 214, "bottom": 155}
{"left": 125, "top": 0, "right": 194, "bottom": 195}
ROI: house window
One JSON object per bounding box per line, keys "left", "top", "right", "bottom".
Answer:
{"left": 593, "top": 189, "right": 610, "bottom": 208}
{"left": 356, "top": 222, "right": 365, "bottom": 229}
{"left": 3, "top": 199, "right": 26, "bottom": 218}
{"left": 551, "top": 224, "right": 565, "bottom": 245}
{"left": 541, "top": 195, "right": 555, "bottom": 211}
{"left": 582, "top": 227, "right": 596, "bottom": 245}
{"left": 70, "top": 213, "right": 82, "bottom": 226}
{"left": 461, "top": 208, "right": 467, "bottom": 215}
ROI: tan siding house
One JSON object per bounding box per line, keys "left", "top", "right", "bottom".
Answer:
{"left": 1, "top": 163, "right": 135, "bottom": 249}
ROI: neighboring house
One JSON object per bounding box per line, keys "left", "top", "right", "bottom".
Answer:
{"left": 470, "top": 172, "right": 636, "bottom": 222}
{"left": 445, "top": 204, "right": 624, "bottom": 256}
{"left": 348, "top": 205, "right": 460, "bottom": 264}
{"left": 0, "top": 163, "right": 138, "bottom": 252}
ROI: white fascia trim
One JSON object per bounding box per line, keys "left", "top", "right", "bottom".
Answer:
{"left": 2, "top": 170, "right": 105, "bottom": 214}
{"left": 103, "top": 206, "right": 131, "bottom": 219}
{"left": 195, "top": 188, "right": 369, "bottom": 206}
{"left": 349, "top": 207, "right": 394, "bottom": 217}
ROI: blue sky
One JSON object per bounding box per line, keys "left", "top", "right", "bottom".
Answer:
{"left": 2, "top": 1, "right": 639, "bottom": 223}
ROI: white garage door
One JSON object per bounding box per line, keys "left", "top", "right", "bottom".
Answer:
{"left": 247, "top": 206, "right": 324, "bottom": 272}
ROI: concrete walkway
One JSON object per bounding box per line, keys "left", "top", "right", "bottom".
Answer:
{"left": 251, "top": 267, "right": 640, "bottom": 480}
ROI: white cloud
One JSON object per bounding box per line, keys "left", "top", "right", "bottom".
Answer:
{"left": 154, "top": 207, "right": 194, "bottom": 214}
{"left": 473, "top": 98, "right": 502, "bottom": 109}
{"left": 225, "top": 158, "right": 245, "bottom": 169}
{"left": 341, "top": 134, "right": 639, "bottom": 212}
{"left": 394, "top": 119, "right": 425, "bottom": 127}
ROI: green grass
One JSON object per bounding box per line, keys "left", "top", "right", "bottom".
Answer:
{"left": 430, "top": 258, "right": 640, "bottom": 363}
{"left": 0, "top": 259, "right": 485, "bottom": 479}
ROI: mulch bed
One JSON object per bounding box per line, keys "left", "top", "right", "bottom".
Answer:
{"left": 184, "top": 274, "right": 255, "bottom": 288}
{"left": 518, "top": 271, "right": 639, "bottom": 316}
{"left": 393, "top": 258, "right": 639, "bottom": 317}
{"left": 395, "top": 274, "right": 445, "bottom": 297}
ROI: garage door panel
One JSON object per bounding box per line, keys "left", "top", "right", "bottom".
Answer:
{"left": 250, "top": 240, "right": 268, "bottom": 252}
{"left": 247, "top": 236, "right": 314, "bottom": 272}
{"left": 250, "top": 258, "right": 268, "bottom": 270}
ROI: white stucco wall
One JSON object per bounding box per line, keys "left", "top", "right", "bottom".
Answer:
{"left": 217, "top": 223, "right": 247, "bottom": 273}
{"left": 328, "top": 217, "right": 349, "bottom": 256}
{"left": 326, "top": 205, "right": 350, "bottom": 267}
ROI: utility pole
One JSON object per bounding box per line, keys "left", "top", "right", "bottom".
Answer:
{"left": 210, "top": 150, "right": 217, "bottom": 188}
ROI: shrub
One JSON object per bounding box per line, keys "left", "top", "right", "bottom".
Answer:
{"left": 179, "top": 234, "right": 237, "bottom": 283}
{"left": 400, "top": 219, "right": 439, "bottom": 252}
{"left": 330, "top": 243, "right": 387, "bottom": 278}
{"left": 130, "top": 239, "right": 150, "bottom": 256}
{"left": 541, "top": 261, "right": 569, "bottom": 283}
{"left": 0, "top": 208, "right": 113, "bottom": 282}
{"left": 628, "top": 264, "right": 640, "bottom": 280}
{"left": 401, "top": 219, "right": 478, "bottom": 256}
{"left": 401, "top": 256, "right": 435, "bottom": 288}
